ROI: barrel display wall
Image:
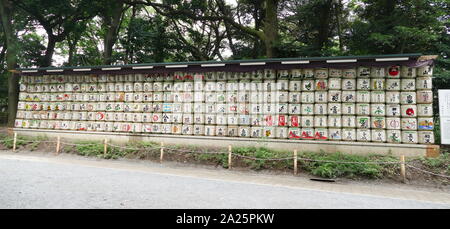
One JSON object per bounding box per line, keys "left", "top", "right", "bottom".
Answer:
{"left": 14, "top": 65, "right": 435, "bottom": 144}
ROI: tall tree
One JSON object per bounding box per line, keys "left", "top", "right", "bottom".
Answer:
{"left": 0, "top": 0, "right": 19, "bottom": 127}
{"left": 100, "top": 0, "right": 127, "bottom": 65}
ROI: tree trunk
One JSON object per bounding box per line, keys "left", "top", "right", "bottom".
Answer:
{"left": 0, "top": 0, "right": 19, "bottom": 128}
{"left": 315, "top": 0, "right": 333, "bottom": 55}
{"left": 103, "top": 1, "right": 124, "bottom": 65}
{"left": 263, "top": 0, "right": 279, "bottom": 58}
{"left": 42, "top": 34, "right": 56, "bottom": 67}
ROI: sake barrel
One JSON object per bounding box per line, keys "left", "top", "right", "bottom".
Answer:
{"left": 216, "top": 103, "right": 227, "bottom": 114}
{"left": 328, "top": 78, "right": 341, "bottom": 90}
{"left": 328, "top": 128, "right": 342, "bottom": 141}
{"left": 416, "top": 90, "right": 433, "bottom": 103}
{"left": 386, "top": 91, "right": 400, "bottom": 103}
{"left": 217, "top": 81, "right": 227, "bottom": 91}
{"left": 289, "top": 104, "right": 301, "bottom": 115}
{"left": 417, "top": 104, "right": 433, "bottom": 117}
{"left": 143, "top": 82, "right": 153, "bottom": 92}
{"left": 289, "top": 115, "right": 300, "bottom": 127}
{"left": 371, "top": 117, "right": 386, "bottom": 129}
{"left": 264, "top": 69, "right": 277, "bottom": 79}
{"left": 181, "top": 125, "right": 193, "bottom": 135}
{"left": 386, "top": 79, "right": 401, "bottom": 91}
{"left": 114, "top": 82, "right": 124, "bottom": 92}
{"left": 402, "top": 131, "right": 418, "bottom": 144}
{"left": 401, "top": 79, "right": 416, "bottom": 91}
{"left": 401, "top": 66, "right": 417, "bottom": 78}
{"left": 314, "top": 128, "right": 328, "bottom": 140}
{"left": 341, "top": 115, "right": 356, "bottom": 128}
{"left": 343, "top": 68, "right": 356, "bottom": 78}
{"left": 161, "top": 113, "right": 173, "bottom": 123}
{"left": 302, "top": 80, "right": 314, "bottom": 91}
{"left": 342, "top": 79, "right": 356, "bottom": 90}
{"left": 341, "top": 103, "right": 355, "bottom": 115}
{"left": 314, "top": 103, "right": 328, "bottom": 115}
{"left": 206, "top": 92, "right": 217, "bottom": 103}
{"left": 356, "top": 103, "right": 370, "bottom": 115}
{"left": 163, "top": 82, "right": 173, "bottom": 91}
{"left": 328, "top": 69, "right": 342, "bottom": 78}
{"left": 227, "top": 126, "right": 238, "bottom": 137}
{"left": 277, "top": 70, "right": 290, "bottom": 79}
{"left": 371, "top": 91, "right": 386, "bottom": 103}
{"left": 401, "top": 105, "right": 417, "bottom": 117}
{"left": 386, "top": 117, "right": 401, "bottom": 130}
{"left": 371, "top": 129, "right": 386, "bottom": 142}
{"left": 416, "top": 77, "right": 432, "bottom": 90}
{"left": 315, "top": 91, "right": 328, "bottom": 103}
{"left": 205, "top": 103, "right": 215, "bottom": 113}
{"left": 217, "top": 72, "right": 227, "bottom": 81}
{"left": 417, "top": 117, "right": 434, "bottom": 130}
{"left": 342, "top": 128, "right": 356, "bottom": 141}
{"left": 275, "top": 127, "right": 288, "bottom": 139}
{"left": 227, "top": 115, "right": 239, "bottom": 125}
{"left": 226, "top": 81, "right": 239, "bottom": 92}
{"left": 387, "top": 65, "right": 400, "bottom": 78}
{"left": 238, "top": 126, "right": 250, "bottom": 137}
{"left": 357, "top": 78, "right": 370, "bottom": 90}
{"left": 227, "top": 103, "right": 238, "bottom": 114}
{"left": 153, "top": 82, "right": 163, "bottom": 91}
{"left": 164, "top": 92, "right": 174, "bottom": 102}
{"left": 133, "top": 82, "right": 143, "bottom": 92}
{"left": 239, "top": 80, "right": 251, "bottom": 91}
{"left": 401, "top": 118, "right": 418, "bottom": 130}
{"left": 315, "top": 68, "right": 328, "bottom": 78}
{"left": 371, "top": 67, "right": 385, "bottom": 78}
{"left": 277, "top": 91, "right": 289, "bottom": 103}
{"left": 342, "top": 91, "right": 356, "bottom": 103}
{"left": 371, "top": 78, "right": 385, "bottom": 90}
{"left": 400, "top": 91, "right": 416, "bottom": 104}
{"left": 289, "top": 81, "right": 302, "bottom": 91}
{"left": 300, "top": 128, "right": 314, "bottom": 140}
{"left": 371, "top": 104, "right": 386, "bottom": 116}
{"left": 358, "top": 67, "right": 371, "bottom": 77}
{"left": 216, "top": 114, "right": 227, "bottom": 125}
{"left": 315, "top": 79, "right": 328, "bottom": 90}
{"left": 171, "top": 124, "right": 182, "bottom": 135}
{"left": 264, "top": 91, "right": 277, "bottom": 103}
{"left": 386, "top": 104, "right": 401, "bottom": 117}
{"left": 301, "top": 104, "right": 314, "bottom": 115}
{"left": 314, "top": 116, "right": 327, "bottom": 128}
{"left": 356, "top": 116, "right": 370, "bottom": 129}
{"left": 357, "top": 129, "right": 371, "bottom": 142}
{"left": 161, "top": 124, "right": 172, "bottom": 134}
{"left": 238, "top": 115, "right": 250, "bottom": 125}
{"left": 151, "top": 124, "right": 162, "bottom": 133}
{"left": 251, "top": 127, "right": 263, "bottom": 138}
{"left": 418, "top": 131, "right": 434, "bottom": 144}
{"left": 328, "top": 116, "right": 342, "bottom": 128}
{"left": 301, "top": 116, "right": 314, "bottom": 128}
{"left": 288, "top": 128, "right": 301, "bottom": 139}
{"left": 417, "top": 65, "right": 433, "bottom": 77}
{"left": 183, "top": 113, "right": 194, "bottom": 124}
{"left": 262, "top": 127, "right": 275, "bottom": 138}
{"left": 386, "top": 130, "right": 402, "bottom": 143}
{"left": 356, "top": 91, "right": 370, "bottom": 103}
{"left": 328, "top": 90, "right": 342, "bottom": 102}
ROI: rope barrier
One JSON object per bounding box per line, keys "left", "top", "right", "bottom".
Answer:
{"left": 406, "top": 164, "right": 450, "bottom": 179}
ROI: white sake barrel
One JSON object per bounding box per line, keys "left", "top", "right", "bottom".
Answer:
{"left": 164, "top": 92, "right": 174, "bottom": 102}
{"left": 262, "top": 127, "right": 275, "bottom": 138}
{"left": 315, "top": 79, "right": 328, "bottom": 90}
{"left": 277, "top": 103, "right": 288, "bottom": 114}
{"left": 387, "top": 65, "right": 400, "bottom": 78}
{"left": 386, "top": 130, "right": 402, "bottom": 143}
{"left": 152, "top": 103, "right": 163, "bottom": 113}
{"left": 401, "top": 79, "right": 416, "bottom": 91}
{"left": 386, "top": 91, "right": 400, "bottom": 103}
{"left": 289, "top": 81, "right": 301, "bottom": 91}
{"left": 418, "top": 117, "right": 434, "bottom": 130}
{"left": 102, "top": 122, "right": 113, "bottom": 132}
{"left": 418, "top": 65, "right": 433, "bottom": 77}
{"left": 49, "top": 84, "right": 58, "bottom": 93}
{"left": 204, "top": 82, "right": 216, "bottom": 92}
{"left": 356, "top": 91, "right": 370, "bottom": 103}
{"left": 301, "top": 80, "right": 314, "bottom": 91}
{"left": 371, "top": 104, "right": 386, "bottom": 116}
{"left": 264, "top": 69, "right": 277, "bottom": 79}
{"left": 162, "top": 123, "right": 172, "bottom": 134}
{"left": 371, "top": 116, "right": 386, "bottom": 129}
{"left": 402, "top": 131, "right": 418, "bottom": 144}
{"left": 357, "top": 78, "right": 370, "bottom": 90}
{"left": 87, "top": 83, "right": 97, "bottom": 92}
{"left": 314, "top": 128, "right": 328, "bottom": 140}
{"left": 386, "top": 79, "right": 400, "bottom": 91}
{"left": 328, "top": 78, "right": 341, "bottom": 90}
{"left": 416, "top": 90, "right": 433, "bottom": 103}
{"left": 171, "top": 124, "right": 182, "bottom": 135}
{"left": 371, "top": 67, "right": 385, "bottom": 78}
{"left": 289, "top": 104, "right": 301, "bottom": 114}
{"left": 15, "top": 119, "right": 23, "bottom": 128}
{"left": 205, "top": 92, "right": 216, "bottom": 103}
{"left": 315, "top": 68, "right": 328, "bottom": 78}
{"left": 132, "top": 82, "right": 142, "bottom": 92}
{"left": 121, "top": 123, "right": 133, "bottom": 132}
{"left": 224, "top": 126, "right": 237, "bottom": 137}
{"left": 162, "top": 103, "right": 173, "bottom": 113}
{"left": 386, "top": 104, "right": 401, "bottom": 117}
{"left": 132, "top": 113, "right": 143, "bottom": 122}
{"left": 371, "top": 129, "right": 386, "bottom": 142}
{"left": 264, "top": 91, "right": 277, "bottom": 103}
{"left": 301, "top": 104, "right": 314, "bottom": 115}
{"left": 342, "top": 103, "right": 355, "bottom": 115}
{"left": 288, "top": 128, "right": 301, "bottom": 139}
{"left": 314, "top": 116, "right": 327, "bottom": 127}
{"left": 315, "top": 91, "right": 328, "bottom": 103}
{"left": 342, "top": 68, "right": 356, "bottom": 78}
{"left": 277, "top": 70, "right": 290, "bottom": 79}
{"left": 216, "top": 115, "right": 227, "bottom": 125}
{"left": 356, "top": 116, "right": 370, "bottom": 129}
{"left": 328, "top": 128, "right": 342, "bottom": 141}
{"left": 329, "top": 69, "right": 342, "bottom": 78}
{"left": 75, "top": 121, "right": 87, "bottom": 131}
{"left": 95, "top": 103, "right": 106, "bottom": 111}
{"left": 371, "top": 91, "right": 385, "bottom": 103}
{"left": 400, "top": 91, "right": 416, "bottom": 104}
{"left": 161, "top": 113, "right": 172, "bottom": 123}
{"left": 205, "top": 103, "right": 215, "bottom": 114}
{"left": 300, "top": 116, "right": 314, "bottom": 128}
{"left": 357, "top": 129, "right": 371, "bottom": 142}
{"left": 227, "top": 103, "right": 238, "bottom": 114}
{"left": 275, "top": 114, "right": 288, "bottom": 127}
{"left": 63, "top": 112, "right": 73, "bottom": 120}
{"left": 94, "top": 122, "right": 106, "bottom": 132}
{"left": 342, "top": 91, "right": 356, "bottom": 103}
{"left": 371, "top": 78, "right": 385, "bottom": 90}
{"left": 251, "top": 127, "right": 263, "bottom": 138}
{"left": 238, "top": 126, "right": 250, "bottom": 137}
{"left": 151, "top": 124, "right": 162, "bottom": 133}
{"left": 273, "top": 127, "right": 287, "bottom": 139}
{"left": 298, "top": 128, "right": 313, "bottom": 139}
{"left": 114, "top": 82, "right": 124, "bottom": 92}
{"left": 401, "top": 105, "right": 417, "bottom": 117}
{"left": 193, "top": 114, "right": 204, "bottom": 124}
{"left": 97, "top": 93, "right": 106, "bottom": 102}
{"left": 153, "top": 82, "right": 163, "bottom": 91}
{"left": 57, "top": 84, "right": 65, "bottom": 92}
{"left": 239, "top": 80, "right": 251, "bottom": 91}
{"left": 341, "top": 116, "right": 355, "bottom": 128}
{"left": 217, "top": 81, "right": 227, "bottom": 92}
{"left": 227, "top": 115, "right": 239, "bottom": 125}
{"left": 401, "top": 118, "right": 418, "bottom": 130}
{"left": 328, "top": 90, "right": 341, "bottom": 102}
{"left": 342, "top": 79, "right": 356, "bottom": 90}
{"left": 142, "top": 82, "right": 153, "bottom": 92}
{"left": 192, "top": 103, "right": 205, "bottom": 113}
{"left": 163, "top": 82, "right": 173, "bottom": 91}
{"left": 16, "top": 111, "right": 25, "bottom": 119}
{"left": 216, "top": 72, "right": 227, "bottom": 81}
{"left": 328, "top": 103, "right": 341, "bottom": 115}
{"left": 180, "top": 125, "right": 193, "bottom": 135}
{"left": 277, "top": 91, "right": 289, "bottom": 103}
{"left": 314, "top": 104, "right": 327, "bottom": 115}
{"left": 386, "top": 117, "right": 401, "bottom": 130}
{"left": 105, "top": 74, "right": 115, "bottom": 82}
{"left": 417, "top": 104, "right": 433, "bottom": 117}
{"left": 342, "top": 128, "right": 356, "bottom": 141}
{"left": 418, "top": 131, "right": 434, "bottom": 144}
{"left": 328, "top": 116, "right": 342, "bottom": 128}
{"left": 172, "top": 92, "right": 183, "bottom": 102}
{"left": 401, "top": 66, "right": 417, "bottom": 78}
{"left": 97, "top": 83, "right": 107, "bottom": 92}
{"left": 87, "top": 112, "right": 97, "bottom": 121}
{"left": 226, "top": 81, "right": 239, "bottom": 92}
{"left": 289, "top": 115, "right": 300, "bottom": 127}
{"left": 226, "top": 92, "right": 237, "bottom": 103}
{"left": 416, "top": 77, "right": 432, "bottom": 89}
{"left": 63, "top": 83, "right": 73, "bottom": 92}
{"left": 249, "top": 91, "right": 262, "bottom": 103}
{"left": 183, "top": 113, "right": 194, "bottom": 124}
{"left": 238, "top": 115, "right": 250, "bottom": 125}
{"left": 54, "top": 121, "right": 63, "bottom": 130}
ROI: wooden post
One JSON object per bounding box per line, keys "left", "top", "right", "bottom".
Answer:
{"left": 160, "top": 142, "right": 164, "bottom": 163}
{"left": 400, "top": 155, "right": 406, "bottom": 183}
{"left": 294, "top": 149, "right": 298, "bottom": 175}
{"left": 12, "top": 132, "right": 17, "bottom": 152}
{"left": 104, "top": 139, "right": 108, "bottom": 156}
{"left": 228, "top": 145, "right": 232, "bottom": 169}
{"left": 56, "top": 136, "right": 61, "bottom": 155}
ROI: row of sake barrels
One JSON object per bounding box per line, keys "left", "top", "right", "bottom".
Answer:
{"left": 18, "top": 90, "right": 434, "bottom": 105}
{"left": 14, "top": 119, "right": 434, "bottom": 144}
{"left": 14, "top": 112, "right": 433, "bottom": 130}
{"left": 20, "top": 65, "right": 433, "bottom": 85}
{"left": 19, "top": 77, "right": 433, "bottom": 93}
{"left": 15, "top": 100, "right": 434, "bottom": 117}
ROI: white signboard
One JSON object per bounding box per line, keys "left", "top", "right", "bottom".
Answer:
{"left": 439, "top": 90, "right": 450, "bottom": 144}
